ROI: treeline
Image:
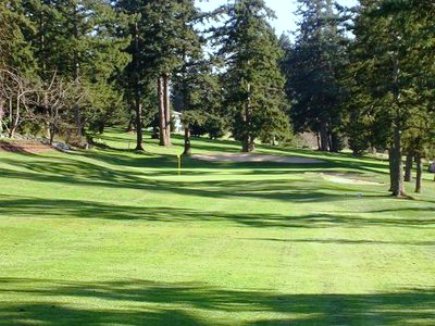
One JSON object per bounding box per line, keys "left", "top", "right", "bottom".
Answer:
{"left": 284, "top": 0, "right": 434, "bottom": 196}
{"left": 0, "top": 0, "right": 434, "bottom": 197}
{"left": 0, "top": 0, "right": 289, "bottom": 153}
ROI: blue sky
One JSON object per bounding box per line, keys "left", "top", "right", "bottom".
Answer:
{"left": 196, "top": 0, "right": 358, "bottom": 37}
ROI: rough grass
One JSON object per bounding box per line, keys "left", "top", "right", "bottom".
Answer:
{"left": 0, "top": 129, "right": 434, "bottom": 325}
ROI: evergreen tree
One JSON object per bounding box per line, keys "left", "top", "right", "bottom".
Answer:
{"left": 116, "top": 0, "right": 201, "bottom": 149}
{"left": 173, "top": 63, "right": 223, "bottom": 155}
{"left": 0, "top": 1, "right": 35, "bottom": 73}
{"left": 0, "top": 1, "right": 36, "bottom": 136}
{"left": 214, "top": 0, "right": 290, "bottom": 152}
{"left": 348, "top": 0, "right": 434, "bottom": 197}
{"left": 17, "top": 0, "right": 128, "bottom": 141}
{"left": 284, "top": 0, "right": 348, "bottom": 152}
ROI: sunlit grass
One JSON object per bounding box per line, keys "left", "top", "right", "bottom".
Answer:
{"left": 0, "top": 129, "right": 434, "bottom": 325}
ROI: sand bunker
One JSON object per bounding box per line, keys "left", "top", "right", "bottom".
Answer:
{"left": 321, "top": 173, "right": 382, "bottom": 185}
{"left": 192, "top": 153, "right": 324, "bottom": 164}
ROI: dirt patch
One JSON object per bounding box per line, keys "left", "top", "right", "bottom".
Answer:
{"left": 0, "top": 140, "right": 53, "bottom": 154}
{"left": 192, "top": 153, "right": 324, "bottom": 164}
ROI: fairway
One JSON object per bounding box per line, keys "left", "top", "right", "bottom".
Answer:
{"left": 0, "top": 131, "right": 434, "bottom": 325}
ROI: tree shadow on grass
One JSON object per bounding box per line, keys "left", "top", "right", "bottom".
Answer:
{"left": 0, "top": 159, "right": 385, "bottom": 204}
{"left": 0, "top": 304, "right": 204, "bottom": 326}
{"left": 240, "top": 237, "right": 435, "bottom": 246}
{"left": 97, "top": 132, "right": 243, "bottom": 153}
{"left": 79, "top": 148, "right": 337, "bottom": 174}
{"left": 97, "top": 131, "right": 392, "bottom": 177}
{"left": 0, "top": 278, "right": 433, "bottom": 325}
{"left": 1, "top": 150, "right": 433, "bottom": 206}
{"left": 0, "top": 197, "right": 433, "bottom": 229}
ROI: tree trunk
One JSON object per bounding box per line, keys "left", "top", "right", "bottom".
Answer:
{"left": 388, "top": 148, "right": 396, "bottom": 192}
{"left": 328, "top": 132, "right": 333, "bottom": 152}
{"left": 330, "top": 131, "right": 341, "bottom": 153}
{"left": 9, "top": 97, "right": 20, "bottom": 138}
{"left": 390, "top": 51, "right": 406, "bottom": 198}
{"left": 183, "top": 125, "right": 191, "bottom": 156}
{"left": 158, "top": 77, "right": 166, "bottom": 146}
{"left": 391, "top": 125, "right": 405, "bottom": 197}
{"left": 9, "top": 126, "right": 17, "bottom": 138}
{"left": 126, "top": 114, "right": 135, "bottom": 132}
{"left": 134, "top": 101, "right": 143, "bottom": 151}
{"left": 72, "top": 4, "right": 83, "bottom": 138}
{"left": 74, "top": 105, "right": 83, "bottom": 137}
{"left": 98, "top": 122, "right": 105, "bottom": 134}
{"left": 163, "top": 74, "right": 172, "bottom": 146}
{"left": 404, "top": 151, "right": 414, "bottom": 182}
{"left": 49, "top": 124, "right": 55, "bottom": 145}
{"left": 415, "top": 153, "right": 422, "bottom": 193}
{"left": 133, "top": 20, "right": 143, "bottom": 151}
{"left": 242, "top": 82, "right": 253, "bottom": 153}
{"left": 404, "top": 152, "right": 413, "bottom": 182}
{"left": 316, "top": 133, "right": 321, "bottom": 151}
{"left": 0, "top": 100, "right": 4, "bottom": 135}
{"left": 319, "top": 121, "right": 329, "bottom": 152}
{"left": 242, "top": 137, "right": 250, "bottom": 152}
{"left": 249, "top": 137, "right": 255, "bottom": 152}
{"left": 242, "top": 135, "right": 255, "bottom": 152}
{"left": 46, "top": 119, "right": 51, "bottom": 141}
{"left": 151, "top": 126, "right": 159, "bottom": 139}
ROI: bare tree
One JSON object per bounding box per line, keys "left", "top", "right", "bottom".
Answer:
{"left": 0, "top": 69, "right": 36, "bottom": 138}
{"left": 33, "top": 74, "right": 88, "bottom": 145}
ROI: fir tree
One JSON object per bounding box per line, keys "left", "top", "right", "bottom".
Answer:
{"left": 116, "top": 0, "right": 201, "bottom": 149}
{"left": 348, "top": 0, "right": 434, "bottom": 196}
{"left": 214, "top": 0, "right": 290, "bottom": 152}
{"left": 283, "top": 0, "right": 348, "bottom": 152}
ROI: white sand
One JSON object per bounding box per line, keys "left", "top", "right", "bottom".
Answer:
{"left": 321, "top": 174, "right": 382, "bottom": 185}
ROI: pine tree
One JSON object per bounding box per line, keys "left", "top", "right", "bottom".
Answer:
{"left": 0, "top": 1, "right": 37, "bottom": 136}
{"left": 142, "top": 0, "right": 201, "bottom": 147}
{"left": 284, "top": 0, "right": 348, "bottom": 152}
{"left": 0, "top": 1, "right": 35, "bottom": 73}
{"left": 214, "top": 0, "right": 289, "bottom": 152}
{"left": 348, "top": 0, "right": 434, "bottom": 197}
{"left": 116, "top": 0, "right": 201, "bottom": 149}
{"left": 173, "top": 62, "right": 223, "bottom": 155}
{"left": 17, "top": 0, "right": 128, "bottom": 142}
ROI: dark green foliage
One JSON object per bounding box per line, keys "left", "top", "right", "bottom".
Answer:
{"left": 115, "top": 0, "right": 201, "bottom": 149}
{"left": 0, "top": 1, "right": 36, "bottom": 72}
{"left": 1, "top": 0, "right": 128, "bottom": 141}
{"left": 283, "top": 0, "right": 348, "bottom": 152}
{"left": 347, "top": 0, "right": 434, "bottom": 195}
{"left": 173, "top": 65, "right": 225, "bottom": 138}
{"left": 214, "top": 0, "right": 290, "bottom": 152}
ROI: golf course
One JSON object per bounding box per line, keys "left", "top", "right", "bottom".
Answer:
{"left": 0, "top": 130, "right": 434, "bottom": 325}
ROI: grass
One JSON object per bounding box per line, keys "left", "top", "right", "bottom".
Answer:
{"left": 0, "top": 128, "right": 434, "bottom": 325}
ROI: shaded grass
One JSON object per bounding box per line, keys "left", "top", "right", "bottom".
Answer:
{"left": 0, "top": 278, "right": 433, "bottom": 325}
